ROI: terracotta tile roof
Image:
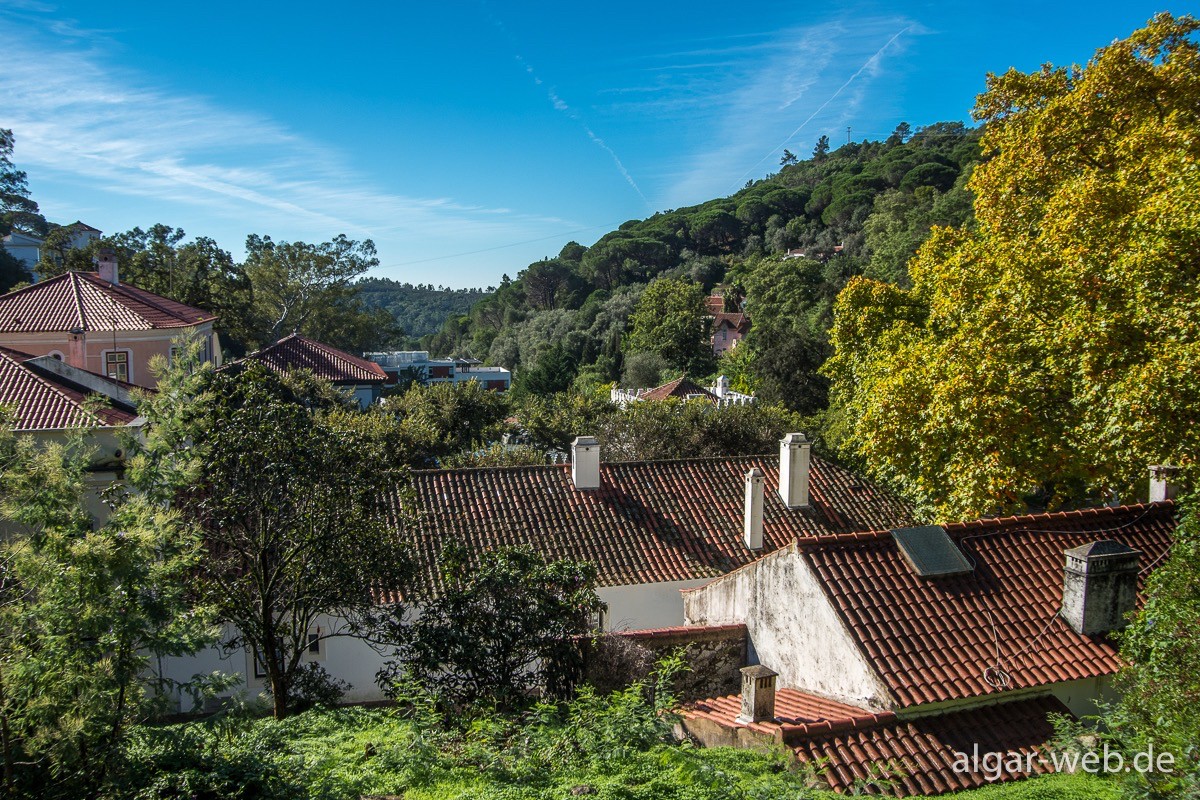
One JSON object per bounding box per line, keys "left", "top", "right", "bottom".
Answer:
{"left": 791, "top": 696, "right": 1069, "bottom": 795}
{"left": 236, "top": 334, "right": 387, "bottom": 383}
{"left": 385, "top": 455, "right": 915, "bottom": 596}
{"left": 685, "top": 687, "right": 893, "bottom": 738}
{"left": 800, "top": 503, "right": 1176, "bottom": 707}
{"left": 0, "top": 272, "right": 215, "bottom": 333}
{"left": 705, "top": 296, "right": 725, "bottom": 315}
{"left": 712, "top": 312, "right": 749, "bottom": 332}
{"left": 0, "top": 346, "right": 139, "bottom": 430}
{"left": 640, "top": 376, "right": 717, "bottom": 402}
{"left": 684, "top": 690, "right": 1068, "bottom": 796}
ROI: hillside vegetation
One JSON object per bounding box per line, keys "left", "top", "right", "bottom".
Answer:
{"left": 420, "top": 122, "right": 982, "bottom": 411}
{"left": 357, "top": 278, "right": 491, "bottom": 341}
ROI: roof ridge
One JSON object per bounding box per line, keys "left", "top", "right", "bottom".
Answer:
{"left": 794, "top": 502, "right": 1174, "bottom": 548}
{"left": 410, "top": 453, "right": 789, "bottom": 476}
{"left": 69, "top": 272, "right": 88, "bottom": 330}
{"left": 79, "top": 273, "right": 215, "bottom": 325}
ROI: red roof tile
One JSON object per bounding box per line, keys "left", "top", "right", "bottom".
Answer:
{"left": 685, "top": 690, "right": 1069, "bottom": 796}
{"left": 386, "top": 455, "right": 914, "bottom": 596}
{"left": 712, "top": 312, "right": 749, "bottom": 332}
{"left": 800, "top": 503, "right": 1176, "bottom": 707}
{"left": 0, "top": 272, "right": 215, "bottom": 333}
{"left": 236, "top": 334, "right": 387, "bottom": 383}
{"left": 685, "top": 687, "right": 892, "bottom": 738}
{"left": 640, "top": 376, "right": 717, "bottom": 403}
{"left": 792, "top": 696, "right": 1069, "bottom": 795}
{"left": 0, "top": 346, "right": 139, "bottom": 430}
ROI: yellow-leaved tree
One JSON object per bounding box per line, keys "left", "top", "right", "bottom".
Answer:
{"left": 823, "top": 13, "right": 1200, "bottom": 520}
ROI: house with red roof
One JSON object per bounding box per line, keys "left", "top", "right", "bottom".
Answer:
{"left": 230, "top": 333, "right": 388, "bottom": 408}
{"left": 157, "top": 432, "right": 917, "bottom": 706}
{"left": 677, "top": 488, "right": 1181, "bottom": 795}
{"left": 0, "top": 249, "right": 220, "bottom": 388}
{"left": 0, "top": 344, "right": 144, "bottom": 521}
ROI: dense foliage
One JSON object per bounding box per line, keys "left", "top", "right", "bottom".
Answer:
{"left": 0, "top": 392, "right": 216, "bottom": 797}
{"left": 1111, "top": 496, "right": 1200, "bottom": 797}
{"left": 357, "top": 278, "right": 491, "bottom": 339}
{"left": 823, "top": 13, "right": 1200, "bottom": 520}
{"left": 177, "top": 362, "right": 413, "bottom": 718}
{"left": 378, "top": 546, "right": 604, "bottom": 709}
{"left": 105, "top": 668, "right": 1117, "bottom": 800}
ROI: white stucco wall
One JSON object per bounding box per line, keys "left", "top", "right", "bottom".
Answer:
{"left": 598, "top": 578, "right": 712, "bottom": 631}
{"left": 156, "top": 617, "right": 401, "bottom": 709}
{"left": 155, "top": 580, "right": 711, "bottom": 709}
{"left": 682, "top": 544, "right": 894, "bottom": 710}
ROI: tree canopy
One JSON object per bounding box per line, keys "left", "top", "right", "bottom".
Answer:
{"left": 823, "top": 13, "right": 1200, "bottom": 520}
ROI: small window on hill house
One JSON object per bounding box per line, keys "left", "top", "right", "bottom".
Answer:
{"left": 104, "top": 350, "right": 129, "bottom": 382}
{"left": 308, "top": 633, "right": 321, "bottom": 654}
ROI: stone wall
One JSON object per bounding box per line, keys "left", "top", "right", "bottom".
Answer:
{"left": 581, "top": 624, "right": 747, "bottom": 701}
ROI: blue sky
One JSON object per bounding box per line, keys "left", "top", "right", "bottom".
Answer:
{"left": 1, "top": 1, "right": 1192, "bottom": 288}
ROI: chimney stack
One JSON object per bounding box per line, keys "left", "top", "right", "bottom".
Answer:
{"left": 96, "top": 247, "right": 119, "bottom": 285}
{"left": 571, "top": 436, "right": 600, "bottom": 490}
{"left": 1060, "top": 541, "right": 1142, "bottom": 636}
{"left": 743, "top": 468, "right": 765, "bottom": 549}
{"left": 778, "top": 433, "right": 811, "bottom": 508}
{"left": 735, "top": 665, "right": 778, "bottom": 724}
{"left": 67, "top": 328, "right": 86, "bottom": 369}
{"left": 1149, "top": 465, "right": 1181, "bottom": 503}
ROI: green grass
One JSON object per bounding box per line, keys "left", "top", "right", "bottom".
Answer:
{"left": 116, "top": 705, "right": 1122, "bottom": 800}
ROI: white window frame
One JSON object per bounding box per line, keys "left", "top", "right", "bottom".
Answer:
{"left": 47, "top": 350, "right": 65, "bottom": 361}
{"left": 102, "top": 348, "right": 132, "bottom": 383}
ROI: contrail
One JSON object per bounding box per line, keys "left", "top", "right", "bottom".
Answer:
{"left": 729, "top": 26, "right": 912, "bottom": 193}
{"left": 485, "top": 2, "right": 651, "bottom": 208}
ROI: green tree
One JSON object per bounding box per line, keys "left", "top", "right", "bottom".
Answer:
{"left": 242, "top": 233, "right": 401, "bottom": 353}
{"left": 1112, "top": 498, "right": 1200, "bottom": 796}
{"left": 598, "top": 398, "right": 804, "bottom": 462}
{"left": 109, "top": 225, "right": 255, "bottom": 349}
{"left": 378, "top": 546, "right": 604, "bottom": 708}
{"left": 624, "top": 278, "right": 713, "bottom": 375}
{"left": 823, "top": 13, "right": 1200, "bottom": 520}
{"left": 386, "top": 379, "right": 511, "bottom": 467}
{"left": 0, "top": 384, "right": 216, "bottom": 795}
{"left": 180, "top": 363, "right": 411, "bottom": 717}
{"left": 779, "top": 149, "right": 798, "bottom": 166}
{"left": 812, "top": 135, "right": 830, "bottom": 161}
{"left": 0, "top": 130, "right": 45, "bottom": 237}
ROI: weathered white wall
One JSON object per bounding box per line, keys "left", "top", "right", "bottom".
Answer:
{"left": 156, "top": 582, "right": 710, "bottom": 709}
{"left": 682, "top": 544, "right": 894, "bottom": 710}
{"left": 599, "top": 579, "right": 712, "bottom": 631}
{"left": 1050, "top": 675, "right": 1117, "bottom": 719}
{"left": 156, "top": 616, "right": 401, "bottom": 708}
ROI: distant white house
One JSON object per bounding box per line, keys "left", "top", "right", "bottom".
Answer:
{"left": 1, "top": 231, "right": 43, "bottom": 270}
{"left": 367, "top": 350, "right": 511, "bottom": 390}
{"left": 611, "top": 375, "right": 755, "bottom": 407}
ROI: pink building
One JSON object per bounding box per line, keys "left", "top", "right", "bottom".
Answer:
{"left": 0, "top": 250, "right": 220, "bottom": 388}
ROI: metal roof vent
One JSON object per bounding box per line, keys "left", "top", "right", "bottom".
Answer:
{"left": 891, "top": 525, "right": 973, "bottom": 578}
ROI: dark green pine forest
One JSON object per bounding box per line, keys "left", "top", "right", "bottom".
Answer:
{"left": 408, "top": 122, "right": 981, "bottom": 411}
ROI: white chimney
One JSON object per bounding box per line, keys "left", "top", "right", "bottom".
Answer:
{"left": 778, "top": 433, "right": 811, "bottom": 508}
{"left": 743, "top": 468, "right": 764, "bottom": 549}
{"left": 1060, "top": 541, "right": 1142, "bottom": 636}
{"left": 571, "top": 436, "right": 600, "bottom": 490}
{"left": 1149, "top": 465, "right": 1181, "bottom": 502}
{"left": 96, "top": 247, "right": 119, "bottom": 284}
{"left": 735, "top": 665, "right": 778, "bottom": 724}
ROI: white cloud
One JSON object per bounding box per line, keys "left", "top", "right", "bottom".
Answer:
{"left": 0, "top": 16, "right": 573, "bottom": 253}
{"left": 604, "top": 18, "right": 922, "bottom": 207}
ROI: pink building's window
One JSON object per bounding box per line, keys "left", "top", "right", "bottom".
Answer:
{"left": 104, "top": 350, "right": 130, "bottom": 382}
